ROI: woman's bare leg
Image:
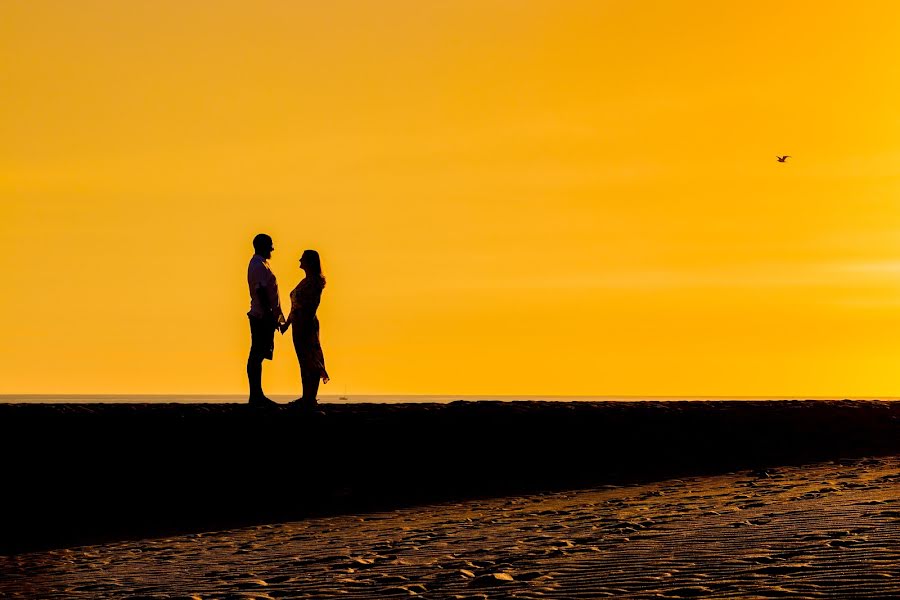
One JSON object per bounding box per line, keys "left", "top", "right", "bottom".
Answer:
{"left": 301, "top": 368, "right": 320, "bottom": 404}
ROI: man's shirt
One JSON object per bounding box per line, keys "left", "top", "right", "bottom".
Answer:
{"left": 247, "top": 254, "right": 284, "bottom": 323}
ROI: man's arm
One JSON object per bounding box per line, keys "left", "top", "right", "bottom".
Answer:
{"left": 254, "top": 284, "right": 271, "bottom": 314}
{"left": 254, "top": 284, "right": 279, "bottom": 329}
{"left": 256, "top": 283, "right": 285, "bottom": 326}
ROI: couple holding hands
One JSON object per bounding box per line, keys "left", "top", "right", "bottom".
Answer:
{"left": 246, "top": 233, "right": 329, "bottom": 408}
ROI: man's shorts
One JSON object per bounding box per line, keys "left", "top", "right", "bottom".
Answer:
{"left": 248, "top": 315, "right": 276, "bottom": 361}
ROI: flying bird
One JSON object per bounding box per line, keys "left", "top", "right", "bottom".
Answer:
{"left": 776, "top": 155, "right": 791, "bottom": 162}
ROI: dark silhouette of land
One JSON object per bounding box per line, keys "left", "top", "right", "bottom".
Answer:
{"left": 3, "top": 399, "right": 900, "bottom": 554}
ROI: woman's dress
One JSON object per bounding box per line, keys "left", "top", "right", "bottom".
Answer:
{"left": 289, "top": 277, "right": 329, "bottom": 381}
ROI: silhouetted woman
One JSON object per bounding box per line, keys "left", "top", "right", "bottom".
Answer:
{"left": 281, "top": 250, "right": 329, "bottom": 405}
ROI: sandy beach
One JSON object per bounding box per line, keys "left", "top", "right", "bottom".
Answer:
{"left": 3, "top": 400, "right": 900, "bottom": 555}
{"left": 4, "top": 454, "right": 900, "bottom": 598}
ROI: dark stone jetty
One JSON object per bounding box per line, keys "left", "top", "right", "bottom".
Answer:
{"left": 3, "top": 400, "right": 900, "bottom": 554}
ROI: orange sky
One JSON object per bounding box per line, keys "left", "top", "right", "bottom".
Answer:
{"left": 3, "top": 1, "right": 900, "bottom": 396}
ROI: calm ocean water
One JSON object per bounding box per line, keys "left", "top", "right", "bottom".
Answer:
{"left": 1, "top": 395, "right": 895, "bottom": 404}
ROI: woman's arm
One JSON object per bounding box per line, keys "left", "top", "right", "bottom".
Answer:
{"left": 297, "top": 285, "right": 322, "bottom": 332}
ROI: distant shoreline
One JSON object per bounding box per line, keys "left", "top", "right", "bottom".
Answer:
{"left": 3, "top": 394, "right": 900, "bottom": 403}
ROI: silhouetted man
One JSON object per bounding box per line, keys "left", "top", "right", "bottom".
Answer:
{"left": 247, "top": 233, "right": 285, "bottom": 407}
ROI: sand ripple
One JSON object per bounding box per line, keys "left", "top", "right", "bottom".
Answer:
{"left": 4, "top": 456, "right": 900, "bottom": 598}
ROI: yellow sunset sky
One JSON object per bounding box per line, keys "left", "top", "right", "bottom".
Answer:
{"left": 3, "top": 1, "right": 900, "bottom": 396}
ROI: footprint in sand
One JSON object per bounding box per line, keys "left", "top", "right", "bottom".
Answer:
{"left": 752, "top": 564, "right": 813, "bottom": 575}
{"left": 771, "top": 549, "right": 809, "bottom": 561}
{"left": 383, "top": 584, "right": 427, "bottom": 595}
{"left": 739, "top": 554, "right": 778, "bottom": 564}
{"left": 234, "top": 578, "right": 270, "bottom": 589}
{"left": 347, "top": 556, "right": 378, "bottom": 568}
{"left": 658, "top": 586, "right": 713, "bottom": 597}
{"left": 469, "top": 572, "right": 516, "bottom": 587}
{"left": 827, "top": 538, "right": 865, "bottom": 548}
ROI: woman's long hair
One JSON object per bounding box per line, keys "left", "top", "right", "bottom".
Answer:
{"left": 302, "top": 249, "right": 326, "bottom": 287}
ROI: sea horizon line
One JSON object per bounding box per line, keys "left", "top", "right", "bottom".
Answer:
{"left": 2, "top": 394, "right": 900, "bottom": 403}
